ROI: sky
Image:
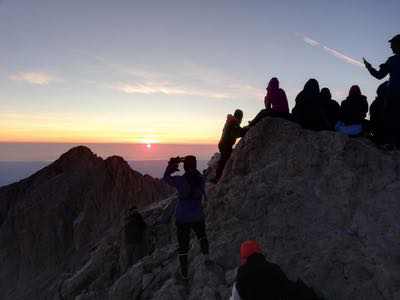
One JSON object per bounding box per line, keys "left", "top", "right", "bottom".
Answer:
{"left": 0, "top": 0, "right": 399, "bottom": 144}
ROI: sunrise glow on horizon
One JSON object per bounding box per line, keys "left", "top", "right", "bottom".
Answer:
{"left": 0, "top": 0, "right": 398, "bottom": 145}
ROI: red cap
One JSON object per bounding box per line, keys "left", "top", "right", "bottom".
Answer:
{"left": 240, "top": 240, "right": 262, "bottom": 265}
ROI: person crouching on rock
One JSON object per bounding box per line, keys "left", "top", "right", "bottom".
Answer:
{"left": 230, "top": 240, "right": 321, "bottom": 300}
{"left": 163, "top": 155, "right": 210, "bottom": 280}
{"left": 122, "top": 207, "right": 148, "bottom": 271}
{"left": 213, "top": 109, "right": 248, "bottom": 183}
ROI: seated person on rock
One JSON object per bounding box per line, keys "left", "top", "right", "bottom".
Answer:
{"left": 230, "top": 240, "right": 321, "bottom": 300}
{"left": 213, "top": 109, "right": 248, "bottom": 183}
{"left": 335, "top": 85, "right": 369, "bottom": 137}
{"left": 163, "top": 155, "right": 210, "bottom": 280}
{"left": 370, "top": 82, "right": 389, "bottom": 145}
{"left": 320, "top": 87, "right": 340, "bottom": 131}
{"left": 291, "top": 79, "right": 331, "bottom": 131}
{"left": 364, "top": 34, "right": 400, "bottom": 146}
{"left": 250, "top": 77, "right": 290, "bottom": 126}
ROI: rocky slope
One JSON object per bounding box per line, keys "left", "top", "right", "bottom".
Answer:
{"left": 107, "top": 117, "right": 400, "bottom": 300}
{"left": 0, "top": 146, "right": 173, "bottom": 300}
{"left": 2, "top": 117, "right": 400, "bottom": 300}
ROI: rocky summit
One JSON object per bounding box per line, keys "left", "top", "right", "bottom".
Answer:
{"left": 1, "top": 117, "right": 400, "bottom": 300}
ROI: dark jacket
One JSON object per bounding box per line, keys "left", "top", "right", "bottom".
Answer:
{"left": 340, "top": 95, "right": 368, "bottom": 125}
{"left": 292, "top": 92, "right": 331, "bottom": 131}
{"left": 124, "top": 211, "right": 146, "bottom": 245}
{"left": 236, "top": 253, "right": 321, "bottom": 300}
{"left": 219, "top": 114, "right": 247, "bottom": 150}
{"left": 163, "top": 169, "right": 205, "bottom": 224}
{"left": 367, "top": 54, "right": 400, "bottom": 94}
{"left": 323, "top": 99, "right": 340, "bottom": 130}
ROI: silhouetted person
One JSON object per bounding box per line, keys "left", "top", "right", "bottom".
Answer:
{"left": 122, "top": 207, "right": 148, "bottom": 270}
{"left": 230, "top": 240, "right": 321, "bottom": 300}
{"left": 214, "top": 109, "right": 247, "bottom": 182}
{"left": 250, "top": 78, "right": 290, "bottom": 126}
{"left": 370, "top": 82, "right": 389, "bottom": 145}
{"left": 320, "top": 87, "right": 340, "bottom": 130}
{"left": 336, "top": 85, "right": 369, "bottom": 137}
{"left": 292, "top": 79, "right": 331, "bottom": 130}
{"left": 364, "top": 34, "right": 400, "bottom": 146}
{"left": 163, "top": 156, "right": 210, "bottom": 280}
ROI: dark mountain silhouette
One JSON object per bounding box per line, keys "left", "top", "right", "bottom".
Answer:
{"left": 0, "top": 146, "right": 173, "bottom": 300}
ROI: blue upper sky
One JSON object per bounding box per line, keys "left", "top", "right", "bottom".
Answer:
{"left": 0, "top": 0, "right": 398, "bottom": 143}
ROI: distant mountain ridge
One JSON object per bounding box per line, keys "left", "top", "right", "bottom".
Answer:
{"left": 0, "top": 160, "right": 210, "bottom": 187}
{"left": 0, "top": 146, "right": 173, "bottom": 299}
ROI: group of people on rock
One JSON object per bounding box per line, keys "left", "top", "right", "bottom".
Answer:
{"left": 152, "top": 34, "right": 400, "bottom": 298}
{"left": 213, "top": 34, "right": 400, "bottom": 183}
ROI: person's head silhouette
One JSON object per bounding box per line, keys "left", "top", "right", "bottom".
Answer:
{"left": 320, "top": 87, "right": 332, "bottom": 100}
{"left": 348, "top": 85, "right": 362, "bottom": 98}
{"left": 389, "top": 34, "right": 400, "bottom": 54}
{"left": 234, "top": 109, "right": 243, "bottom": 123}
{"left": 267, "top": 77, "right": 279, "bottom": 91}
{"left": 304, "top": 78, "right": 320, "bottom": 96}
{"left": 183, "top": 155, "right": 197, "bottom": 172}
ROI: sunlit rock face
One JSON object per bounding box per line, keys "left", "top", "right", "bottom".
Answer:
{"left": 2, "top": 117, "right": 400, "bottom": 300}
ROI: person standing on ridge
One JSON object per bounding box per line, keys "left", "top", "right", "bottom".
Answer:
{"left": 163, "top": 155, "right": 210, "bottom": 280}
{"left": 364, "top": 34, "right": 400, "bottom": 146}
{"left": 249, "top": 77, "right": 290, "bottom": 126}
{"left": 213, "top": 109, "right": 248, "bottom": 183}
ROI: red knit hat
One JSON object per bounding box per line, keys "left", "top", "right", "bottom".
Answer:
{"left": 240, "top": 240, "right": 262, "bottom": 265}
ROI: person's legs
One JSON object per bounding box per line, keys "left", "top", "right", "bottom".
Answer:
{"left": 176, "top": 223, "right": 191, "bottom": 278}
{"left": 192, "top": 221, "right": 210, "bottom": 264}
{"left": 249, "top": 109, "right": 268, "bottom": 126}
{"left": 215, "top": 146, "right": 233, "bottom": 182}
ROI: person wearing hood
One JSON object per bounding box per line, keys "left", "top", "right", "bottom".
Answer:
{"left": 336, "top": 85, "right": 369, "bottom": 137}
{"left": 230, "top": 240, "right": 321, "bottom": 300}
{"left": 249, "top": 77, "right": 290, "bottom": 126}
{"left": 364, "top": 35, "right": 400, "bottom": 146}
{"left": 291, "top": 79, "right": 331, "bottom": 131}
{"left": 163, "top": 155, "right": 210, "bottom": 280}
{"left": 214, "top": 109, "right": 248, "bottom": 183}
{"left": 320, "top": 87, "right": 340, "bottom": 130}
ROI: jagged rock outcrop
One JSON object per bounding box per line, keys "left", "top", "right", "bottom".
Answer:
{"left": 2, "top": 117, "right": 400, "bottom": 300}
{"left": 105, "top": 117, "right": 400, "bottom": 300}
{"left": 0, "top": 146, "right": 173, "bottom": 300}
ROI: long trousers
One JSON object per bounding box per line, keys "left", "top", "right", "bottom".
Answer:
{"left": 176, "top": 221, "right": 209, "bottom": 277}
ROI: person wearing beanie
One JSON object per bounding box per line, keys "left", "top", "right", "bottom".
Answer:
{"left": 230, "top": 240, "right": 321, "bottom": 300}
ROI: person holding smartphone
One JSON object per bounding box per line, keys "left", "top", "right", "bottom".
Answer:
{"left": 163, "top": 155, "right": 210, "bottom": 280}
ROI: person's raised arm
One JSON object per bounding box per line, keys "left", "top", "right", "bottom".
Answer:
{"left": 364, "top": 58, "right": 389, "bottom": 80}
{"left": 162, "top": 162, "right": 179, "bottom": 188}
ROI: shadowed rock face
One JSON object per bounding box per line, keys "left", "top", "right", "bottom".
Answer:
{"left": 0, "top": 146, "right": 173, "bottom": 300}
{"left": 2, "top": 118, "right": 400, "bottom": 300}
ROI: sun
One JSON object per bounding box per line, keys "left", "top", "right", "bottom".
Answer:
{"left": 146, "top": 143, "right": 152, "bottom": 149}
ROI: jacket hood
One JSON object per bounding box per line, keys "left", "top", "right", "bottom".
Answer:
{"left": 227, "top": 114, "right": 239, "bottom": 125}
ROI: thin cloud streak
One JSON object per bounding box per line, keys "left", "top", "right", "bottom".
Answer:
{"left": 322, "top": 46, "right": 363, "bottom": 67}
{"left": 301, "top": 35, "right": 363, "bottom": 67}
{"left": 9, "top": 72, "right": 57, "bottom": 85}
{"left": 111, "top": 82, "right": 229, "bottom": 99}
{"left": 74, "top": 50, "right": 263, "bottom": 100}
